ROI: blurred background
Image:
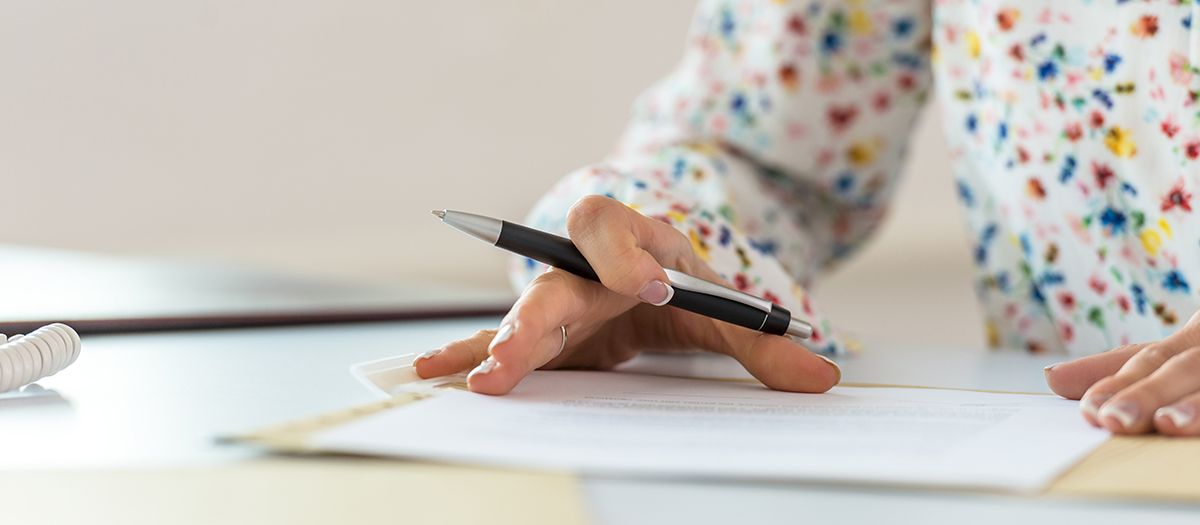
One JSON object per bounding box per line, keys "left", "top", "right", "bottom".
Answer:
{"left": 0, "top": 1, "right": 983, "bottom": 348}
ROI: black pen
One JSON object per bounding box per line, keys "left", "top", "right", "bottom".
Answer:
{"left": 433, "top": 210, "right": 813, "bottom": 339}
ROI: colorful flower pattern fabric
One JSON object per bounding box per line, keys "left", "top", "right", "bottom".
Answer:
{"left": 513, "top": 0, "right": 1200, "bottom": 357}
{"left": 937, "top": 0, "right": 1200, "bottom": 354}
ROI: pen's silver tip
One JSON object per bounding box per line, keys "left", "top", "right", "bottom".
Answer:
{"left": 431, "top": 210, "right": 446, "bottom": 219}
{"left": 786, "top": 318, "right": 814, "bottom": 339}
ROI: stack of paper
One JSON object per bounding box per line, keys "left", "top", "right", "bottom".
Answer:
{"left": 308, "top": 371, "right": 1110, "bottom": 493}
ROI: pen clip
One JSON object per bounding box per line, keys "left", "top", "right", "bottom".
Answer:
{"left": 663, "top": 269, "right": 774, "bottom": 314}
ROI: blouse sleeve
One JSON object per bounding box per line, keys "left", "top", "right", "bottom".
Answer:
{"left": 512, "top": 0, "right": 933, "bottom": 355}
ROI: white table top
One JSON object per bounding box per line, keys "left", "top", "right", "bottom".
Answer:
{"left": 2, "top": 317, "right": 1197, "bottom": 524}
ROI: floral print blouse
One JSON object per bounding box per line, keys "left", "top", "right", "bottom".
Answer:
{"left": 512, "top": 0, "right": 1200, "bottom": 357}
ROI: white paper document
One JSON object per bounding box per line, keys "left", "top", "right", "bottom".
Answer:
{"left": 310, "top": 371, "right": 1110, "bottom": 492}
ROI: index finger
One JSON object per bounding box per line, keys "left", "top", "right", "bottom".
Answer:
{"left": 1044, "top": 343, "right": 1147, "bottom": 399}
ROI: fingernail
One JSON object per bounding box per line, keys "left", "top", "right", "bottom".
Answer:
{"left": 1156, "top": 404, "right": 1196, "bottom": 428}
{"left": 816, "top": 353, "right": 841, "bottom": 383}
{"left": 488, "top": 323, "right": 515, "bottom": 351}
{"left": 414, "top": 348, "right": 443, "bottom": 363}
{"left": 468, "top": 357, "right": 497, "bottom": 380}
{"left": 1099, "top": 399, "right": 1140, "bottom": 430}
{"left": 1043, "top": 362, "right": 1062, "bottom": 382}
{"left": 1081, "top": 393, "right": 1111, "bottom": 418}
{"left": 638, "top": 280, "right": 674, "bottom": 307}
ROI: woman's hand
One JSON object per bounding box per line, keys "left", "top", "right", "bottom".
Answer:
{"left": 1045, "top": 309, "right": 1200, "bottom": 435}
{"left": 413, "top": 195, "right": 840, "bottom": 395}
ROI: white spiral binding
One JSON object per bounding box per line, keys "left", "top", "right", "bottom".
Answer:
{"left": 0, "top": 323, "right": 81, "bottom": 393}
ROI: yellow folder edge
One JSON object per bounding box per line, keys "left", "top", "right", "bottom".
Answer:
{"left": 0, "top": 458, "right": 590, "bottom": 525}
{"left": 226, "top": 377, "right": 1200, "bottom": 503}
{"left": 0, "top": 380, "right": 589, "bottom": 525}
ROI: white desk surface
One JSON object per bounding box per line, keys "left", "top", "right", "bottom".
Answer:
{"left": 2, "top": 317, "right": 1198, "bottom": 524}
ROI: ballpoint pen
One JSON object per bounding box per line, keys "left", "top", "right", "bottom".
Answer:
{"left": 433, "top": 210, "right": 814, "bottom": 339}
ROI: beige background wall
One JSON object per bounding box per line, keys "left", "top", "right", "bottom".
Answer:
{"left": 0, "top": 1, "right": 983, "bottom": 347}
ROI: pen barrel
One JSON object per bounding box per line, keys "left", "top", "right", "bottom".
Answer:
{"left": 667, "top": 289, "right": 775, "bottom": 334}
{"left": 761, "top": 304, "right": 794, "bottom": 336}
{"left": 496, "top": 221, "right": 601, "bottom": 282}
{"left": 492, "top": 219, "right": 796, "bottom": 338}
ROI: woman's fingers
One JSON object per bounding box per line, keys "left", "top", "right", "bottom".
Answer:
{"left": 411, "top": 313, "right": 581, "bottom": 395}
{"left": 566, "top": 195, "right": 696, "bottom": 305}
{"left": 423, "top": 197, "right": 840, "bottom": 395}
{"left": 737, "top": 333, "right": 841, "bottom": 393}
{"left": 568, "top": 196, "right": 838, "bottom": 392}
{"left": 1079, "top": 321, "right": 1200, "bottom": 427}
{"left": 414, "top": 268, "right": 618, "bottom": 394}
{"left": 412, "top": 329, "right": 494, "bottom": 379}
{"left": 466, "top": 329, "right": 569, "bottom": 395}
{"left": 1155, "top": 389, "right": 1200, "bottom": 436}
{"left": 1088, "top": 346, "right": 1200, "bottom": 434}
{"left": 470, "top": 268, "right": 636, "bottom": 395}
{"left": 1044, "top": 343, "right": 1147, "bottom": 399}
{"left": 1048, "top": 310, "right": 1200, "bottom": 432}
{"left": 670, "top": 311, "right": 840, "bottom": 393}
